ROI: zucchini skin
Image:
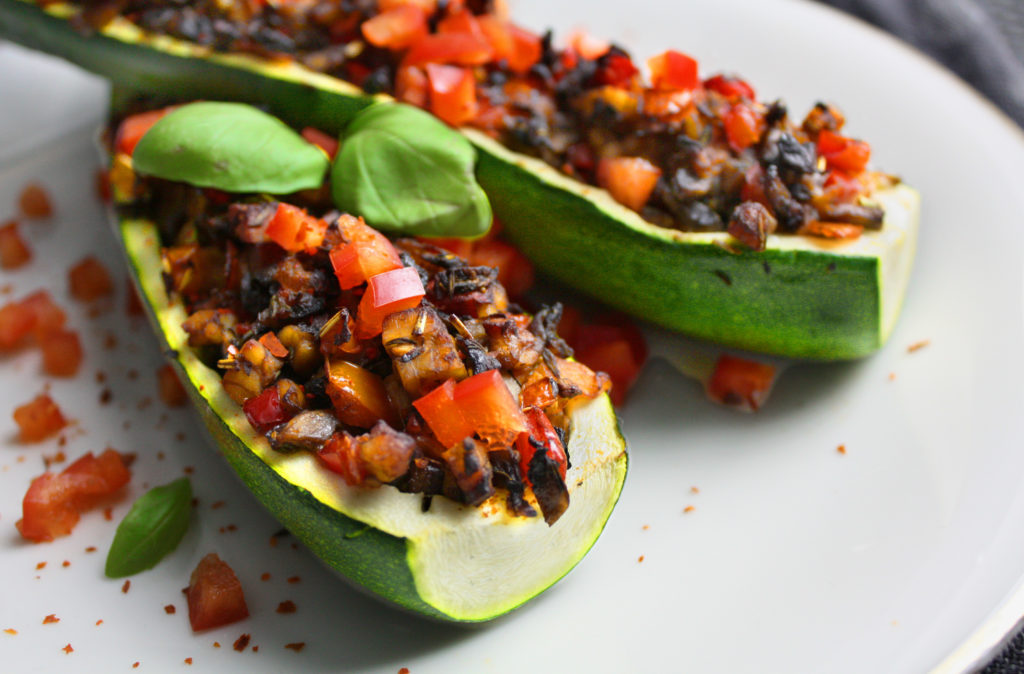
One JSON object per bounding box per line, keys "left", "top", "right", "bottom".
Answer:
{"left": 0, "top": 0, "right": 918, "bottom": 359}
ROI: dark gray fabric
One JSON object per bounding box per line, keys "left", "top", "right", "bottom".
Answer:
{"left": 814, "top": 1, "right": 1024, "bottom": 670}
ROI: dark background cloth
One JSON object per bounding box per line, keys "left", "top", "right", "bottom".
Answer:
{"left": 812, "top": 1, "right": 1024, "bottom": 671}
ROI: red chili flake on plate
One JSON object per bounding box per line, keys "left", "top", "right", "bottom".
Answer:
{"left": 183, "top": 466, "right": 195, "bottom": 475}
{"left": 398, "top": 669, "right": 410, "bottom": 674}
{"left": 62, "top": 560, "right": 70, "bottom": 568}
{"left": 132, "top": 662, "right": 139, "bottom": 668}
{"left": 43, "top": 614, "right": 59, "bottom": 624}
{"left": 62, "top": 643, "right": 73, "bottom": 654}
{"left": 184, "top": 658, "right": 193, "bottom": 665}
{"left": 690, "top": 486, "right": 700, "bottom": 494}
{"left": 252, "top": 646, "right": 259, "bottom": 653}
{"left": 122, "top": 580, "right": 131, "bottom": 594}
{"left": 260, "top": 573, "right": 271, "bottom": 582}
{"left": 19, "top": 183, "right": 53, "bottom": 218}
{"left": 4, "top": 629, "right": 17, "bottom": 635}
{"left": 99, "top": 389, "right": 113, "bottom": 405}
{"left": 637, "top": 555, "right": 645, "bottom": 563}
{"left": 683, "top": 505, "right": 696, "bottom": 513}
{"left": 127, "top": 369, "right": 138, "bottom": 380}
{"left": 104, "top": 507, "right": 114, "bottom": 521}
{"left": 907, "top": 339, "right": 930, "bottom": 353}
{"left": 641, "top": 525, "right": 650, "bottom": 531}
{"left": 157, "top": 452, "right": 165, "bottom": 460}
{"left": 837, "top": 444, "right": 847, "bottom": 455}
{"left": 95, "top": 620, "right": 103, "bottom": 626}
{"left": 284, "top": 643, "right": 305, "bottom": 653}
{"left": 269, "top": 537, "right": 278, "bottom": 548}
{"left": 213, "top": 642, "right": 221, "bottom": 648}
{"left": 85, "top": 546, "right": 96, "bottom": 553}
{"left": 287, "top": 576, "right": 301, "bottom": 584}
{"left": 276, "top": 601, "right": 297, "bottom": 614}
{"left": 211, "top": 501, "right": 226, "bottom": 510}
{"left": 36, "top": 562, "right": 46, "bottom": 570}
{"left": 233, "top": 634, "right": 251, "bottom": 652}
{"left": 164, "top": 605, "right": 176, "bottom": 615}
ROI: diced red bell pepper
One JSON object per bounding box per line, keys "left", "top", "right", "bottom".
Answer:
{"left": 300, "top": 126, "right": 339, "bottom": 159}
{"left": 451, "top": 369, "right": 528, "bottom": 444}
{"left": 595, "top": 51, "right": 639, "bottom": 88}
{"left": 186, "top": 553, "right": 249, "bottom": 632}
{"left": 62, "top": 449, "right": 131, "bottom": 507}
{"left": 242, "top": 385, "right": 290, "bottom": 433}
{"left": 704, "top": 74, "right": 756, "bottom": 100}
{"left": 596, "top": 156, "right": 662, "bottom": 211}
{"left": 723, "top": 103, "right": 765, "bottom": 152}
{"left": 515, "top": 407, "right": 567, "bottom": 480}
{"left": 817, "top": 130, "right": 871, "bottom": 174}
{"left": 39, "top": 329, "right": 82, "bottom": 377}
{"left": 505, "top": 23, "right": 542, "bottom": 73}
{"left": 468, "top": 238, "right": 535, "bottom": 299}
{"left": 567, "top": 29, "right": 610, "bottom": 60}
{"left": 114, "top": 108, "right": 173, "bottom": 156}
{"left": 330, "top": 215, "right": 403, "bottom": 289}
{"left": 20, "top": 290, "right": 66, "bottom": 341}
{"left": 265, "top": 203, "right": 328, "bottom": 254}
{"left": 438, "top": 9, "right": 485, "bottom": 39}
{"left": 395, "top": 65, "right": 430, "bottom": 107}
{"left": 354, "top": 267, "right": 426, "bottom": 339}
{"left": 16, "top": 473, "right": 80, "bottom": 543}
{"left": 68, "top": 255, "right": 114, "bottom": 301}
{"left": 317, "top": 433, "right": 366, "bottom": 486}
{"left": 403, "top": 32, "right": 494, "bottom": 67}
{"left": 413, "top": 379, "right": 476, "bottom": 448}
{"left": 648, "top": 50, "right": 699, "bottom": 91}
{"left": 0, "top": 221, "right": 31, "bottom": 269}
{"left": 361, "top": 5, "right": 429, "bottom": 49}
{"left": 478, "top": 15, "right": 514, "bottom": 63}
{"left": 13, "top": 393, "right": 67, "bottom": 442}
{"left": 426, "top": 63, "right": 479, "bottom": 126}
{"left": 706, "top": 354, "right": 776, "bottom": 411}
{"left": 573, "top": 320, "right": 647, "bottom": 407}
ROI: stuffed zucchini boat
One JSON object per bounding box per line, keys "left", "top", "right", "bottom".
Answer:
{"left": 107, "top": 100, "right": 627, "bottom": 622}
{"left": 0, "top": 0, "right": 919, "bottom": 359}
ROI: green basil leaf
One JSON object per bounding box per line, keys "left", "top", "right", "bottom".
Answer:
{"left": 104, "top": 477, "right": 193, "bottom": 578}
{"left": 331, "top": 104, "right": 492, "bottom": 238}
{"left": 132, "top": 102, "right": 329, "bottom": 194}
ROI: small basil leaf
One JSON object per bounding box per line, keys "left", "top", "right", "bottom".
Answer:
{"left": 332, "top": 104, "right": 492, "bottom": 238}
{"left": 104, "top": 477, "right": 193, "bottom": 578}
{"left": 132, "top": 102, "right": 329, "bottom": 194}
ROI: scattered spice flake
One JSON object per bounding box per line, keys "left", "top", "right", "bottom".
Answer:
{"left": 62, "top": 643, "right": 73, "bottom": 654}
{"left": 121, "top": 580, "right": 131, "bottom": 594}
{"left": 157, "top": 451, "right": 165, "bottom": 460}
{"left": 269, "top": 537, "right": 278, "bottom": 548}
{"left": 132, "top": 662, "right": 139, "bottom": 668}
{"left": 690, "top": 486, "right": 700, "bottom": 494}
{"left": 95, "top": 620, "right": 103, "bottom": 626}
{"left": 276, "top": 600, "right": 297, "bottom": 614}
{"left": 62, "top": 560, "right": 70, "bottom": 568}
{"left": 95, "top": 370, "right": 107, "bottom": 384}
{"left": 260, "top": 573, "right": 271, "bottom": 582}
{"left": 99, "top": 389, "right": 113, "bottom": 405}
{"left": 233, "top": 634, "right": 251, "bottom": 652}
{"left": 399, "top": 669, "right": 410, "bottom": 674}
{"left": 227, "top": 524, "right": 237, "bottom": 532}
{"left": 287, "top": 576, "right": 301, "bottom": 584}
{"left": 127, "top": 369, "right": 139, "bottom": 380}
{"left": 183, "top": 466, "right": 195, "bottom": 475}
{"left": 641, "top": 525, "right": 650, "bottom": 531}
{"left": 175, "top": 433, "right": 186, "bottom": 443}
{"left": 104, "top": 507, "right": 114, "bottom": 521}
{"left": 284, "top": 642, "right": 305, "bottom": 653}
{"left": 43, "top": 614, "right": 59, "bottom": 624}
{"left": 36, "top": 562, "right": 46, "bottom": 570}
{"left": 837, "top": 444, "right": 847, "bottom": 455}
{"left": 43, "top": 451, "right": 67, "bottom": 468}
{"left": 85, "top": 546, "right": 96, "bottom": 553}
{"left": 4, "top": 629, "right": 17, "bottom": 635}
{"left": 683, "top": 505, "right": 696, "bottom": 514}
{"left": 907, "top": 339, "right": 930, "bottom": 353}
{"left": 213, "top": 642, "right": 221, "bottom": 648}
{"left": 164, "top": 605, "right": 176, "bottom": 615}
{"left": 888, "top": 372, "right": 897, "bottom": 381}
{"left": 184, "top": 658, "right": 193, "bottom": 665}
{"left": 102, "top": 333, "right": 118, "bottom": 350}
{"left": 252, "top": 646, "right": 258, "bottom": 652}
{"left": 136, "top": 397, "right": 153, "bottom": 411}
{"left": 211, "top": 501, "right": 226, "bottom": 510}
{"left": 637, "top": 555, "right": 645, "bottom": 563}
{"left": 20, "top": 183, "right": 53, "bottom": 218}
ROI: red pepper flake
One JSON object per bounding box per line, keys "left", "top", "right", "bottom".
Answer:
{"left": 62, "top": 643, "right": 73, "bottom": 654}
{"left": 175, "top": 433, "right": 186, "bottom": 442}
{"left": 286, "top": 576, "right": 301, "bottom": 584}
{"left": 213, "top": 642, "right": 221, "bottom": 649}
{"left": 99, "top": 389, "right": 113, "bottom": 405}
{"left": 36, "top": 562, "right": 46, "bottom": 570}
{"left": 62, "top": 560, "right": 70, "bottom": 568}
{"left": 164, "top": 605, "right": 176, "bottom": 615}
{"left": 233, "top": 634, "right": 251, "bottom": 652}
{"left": 132, "top": 662, "right": 139, "bottom": 669}
{"left": 43, "top": 614, "right": 59, "bottom": 624}
{"left": 837, "top": 444, "right": 847, "bottom": 455}
{"left": 136, "top": 397, "right": 152, "bottom": 411}
{"left": 907, "top": 339, "right": 930, "bottom": 353}
{"left": 641, "top": 525, "right": 650, "bottom": 531}
{"left": 95, "top": 620, "right": 103, "bottom": 626}
{"left": 269, "top": 537, "right": 278, "bottom": 548}
{"left": 227, "top": 524, "right": 237, "bottom": 532}
{"left": 252, "top": 646, "right": 259, "bottom": 653}
{"left": 683, "top": 505, "right": 696, "bottom": 513}
{"left": 127, "top": 369, "right": 139, "bottom": 380}
{"left": 690, "top": 486, "right": 700, "bottom": 494}
{"left": 260, "top": 573, "right": 271, "bottom": 582}
{"left": 4, "top": 629, "right": 17, "bottom": 635}
{"left": 211, "top": 501, "right": 226, "bottom": 510}
{"left": 184, "top": 658, "right": 193, "bottom": 665}
{"left": 183, "top": 466, "right": 195, "bottom": 475}
{"left": 157, "top": 451, "right": 165, "bottom": 460}
{"left": 637, "top": 555, "right": 645, "bottom": 563}
{"left": 399, "top": 669, "right": 410, "bottom": 674}
{"left": 96, "top": 371, "right": 107, "bottom": 384}
{"left": 122, "top": 580, "right": 131, "bottom": 594}
{"left": 103, "top": 333, "right": 118, "bottom": 350}
{"left": 888, "top": 372, "right": 897, "bottom": 381}
{"left": 276, "top": 600, "right": 297, "bottom": 614}
{"left": 103, "top": 507, "right": 114, "bottom": 521}
{"left": 85, "top": 546, "right": 96, "bottom": 553}
{"left": 284, "top": 642, "right": 305, "bottom": 653}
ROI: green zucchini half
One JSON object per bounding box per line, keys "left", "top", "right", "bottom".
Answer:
{"left": 0, "top": 0, "right": 920, "bottom": 359}
{"left": 114, "top": 209, "right": 627, "bottom": 623}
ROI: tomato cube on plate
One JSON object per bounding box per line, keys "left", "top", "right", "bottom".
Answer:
{"left": 13, "top": 393, "right": 67, "bottom": 443}
{"left": 187, "top": 553, "right": 250, "bottom": 631}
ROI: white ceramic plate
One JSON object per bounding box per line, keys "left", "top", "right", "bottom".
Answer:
{"left": 2, "top": 0, "right": 1024, "bottom": 672}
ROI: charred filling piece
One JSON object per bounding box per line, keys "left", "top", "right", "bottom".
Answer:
{"left": 66, "top": 0, "right": 895, "bottom": 248}
{"left": 137, "top": 177, "right": 607, "bottom": 526}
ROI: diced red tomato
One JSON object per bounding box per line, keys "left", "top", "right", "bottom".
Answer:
{"left": 468, "top": 238, "right": 535, "bottom": 299}
{"left": 242, "top": 385, "right": 290, "bottom": 433}
{"left": 157, "top": 364, "right": 188, "bottom": 407}
{"left": 706, "top": 354, "right": 776, "bottom": 411}
{"left": 13, "top": 393, "right": 67, "bottom": 442}
{"left": 817, "top": 130, "right": 871, "bottom": 174}
{"left": 395, "top": 65, "right": 430, "bottom": 107}
{"left": 704, "top": 74, "right": 756, "bottom": 100}
{"left": 20, "top": 290, "right": 66, "bottom": 341}
{"left": 451, "top": 369, "right": 528, "bottom": 444}
{"left": 317, "top": 433, "right": 366, "bottom": 486}
{"left": 597, "top": 156, "right": 662, "bottom": 211}
{"left": 505, "top": 23, "right": 542, "bottom": 73}
{"left": 438, "top": 9, "right": 485, "bottom": 39}
{"left": 823, "top": 170, "right": 863, "bottom": 202}
{"left": 515, "top": 407, "right": 567, "bottom": 480}
{"left": 0, "top": 300, "right": 34, "bottom": 351}
{"left": 300, "top": 127, "right": 339, "bottom": 159}
{"left": 478, "top": 15, "right": 514, "bottom": 63}
{"left": 0, "top": 221, "right": 32, "bottom": 269}
{"left": 426, "top": 63, "right": 479, "bottom": 126}
{"left": 39, "top": 329, "right": 82, "bottom": 377}
{"left": 68, "top": 255, "right": 114, "bottom": 301}
{"left": 114, "top": 108, "right": 173, "bottom": 156}
{"left": 403, "top": 33, "right": 494, "bottom": 67}
{"left": 16, "top": 473, "right": 80, "bottom": 543}
{"left": 19, "top": 183, "right": 53, "bottom": 219}
{"left": 567, "top": 29, "right": 610, "bottom": 60}
{"left": 354, "top": 267, "right": 426, "bottom": 339}
{"left": 723, "top": 103, "right": 765, "bottom": 152}
{"left": 62, "top": 449, "right": 131, "bottom": 507}
{"left": 331, "top": 215, "right": 404, "bottom": 290}
{"left": 362, "top": 5, "right": 429, "bottom": 49}
{"left": 413, "top": 379, "right": 475, "bottom": 448}
{"left": 266, "top": 203, "right": 328, "bottom": 254}
{"left": 648, "top": 50, "right": 699, "bottom": 91}
{"left": 594, "top": 52, "right": 639, "bottom": 88}
{"left": 572, "top": 319, "right": 647, "bottom": 407}
{"left": 187, "top": 553, "right": 250, "bottom": 632}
